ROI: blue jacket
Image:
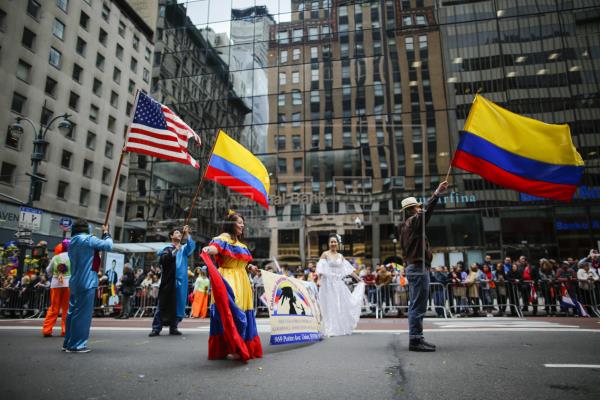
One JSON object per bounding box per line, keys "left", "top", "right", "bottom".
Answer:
{"left": 158, "top": 236, "right": 195, "bottom": 318}
{"left": 68, "top": 233, "right": 113, "bottom": 294}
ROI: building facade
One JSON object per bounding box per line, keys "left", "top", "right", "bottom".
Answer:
{"left": 125, "top": 1, "right": 251, "bottom": 245}
{"left": 122, "top": 0, "right": 599, "bottom": 266}
{"left": 0, "top": 0, "right": 153, "bottom": 245}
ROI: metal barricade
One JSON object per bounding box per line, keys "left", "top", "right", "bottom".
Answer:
{"left": 575, "top": 279, "right": 600, "bottom": 317}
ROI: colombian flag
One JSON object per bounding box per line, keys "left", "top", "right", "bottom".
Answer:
{"left": 205, "top": 130, "right": 270, "bottom": 209}
{"left": 452, "top": 95, "right": 584, "bottom": 201}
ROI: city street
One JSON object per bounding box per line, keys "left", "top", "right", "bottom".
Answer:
{"left": 1, "top": 317, "right": 599, "bottom": 400}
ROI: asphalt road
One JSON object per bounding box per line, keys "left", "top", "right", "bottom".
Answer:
{"left": 0, "top": 319, "right": 599, "bottom": 400}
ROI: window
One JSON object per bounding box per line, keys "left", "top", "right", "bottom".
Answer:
{"left": 99, "top": 194, "right": 108, "bottom": 211}
{"left": 280, "top": 50, "right": 287, "bottom": 64}
{"left": 119, "top": 174, "right": 127, "bottom": 190}
{"left": 278, "top": 94, "right": 285, "bottom": 107}
{"left": 293, "top": 28, "right": 303, "bottom": 43}
{"left": 102, "top": 167, "right": 110, "bottom": 184}
{"left": 292, "top": 135, "right": 301, "bottom": 150}
{"left": 130, "top": 57, "right": 137, "bottom": 73}
{"left": 279, "top": 73, "right": 286, "bottom": 85}
{"left": 27, "top": 0, "right": 41, "bottom": 19}
{"left": 40, "top": 107, "right": 53, "bottom": 126}
{"left": 93, "top": 78, "right": 102, "bottom": 96}
{"left": 79, "top": 188, "right": 90, "bottom": 206}
{"left": 415, "top": 14, "right": 426, "bottom": 25}
{"left": 57, "top": 181, "right": 68, "bottom": 199}
{"left": 309, "top": 27, "right": 319, "bottom": 41}
{"left": 80, "top": 11, "right": 90, "bottom": 30}
{"left": 43, "top": 77, "right": 57, "bottom": 97}
{"left": 143, "top": 68, "right": 149, "bottom": 83}
{"left": 0, "top": 162, "right": 16, "bottom": 185}
{"left": 86, "top": 131, "right": 96, "bottom": 149}
{"left": 116, "top": 200, "right": 124, "bottom": 216}
{"left": 83, "top": 159, "right": 93, "bottom": 177}
{"left": 118, "top": 20, "right": 126, "bottom": 37}
{"left": 278, "top": 158, "right": 287, "bottom": 173}
{"left": 76, "top": 37, "right": 86, "bottom": 56}
{"left": 49, "top": 47, "right": 61, "bottom": 68}
{"left": 311, "top": 47, "right": 318, "bottom": 60}
{"left": 61, "top": 150, "right": 73, "bottom": 169}
{"left": 11, "top": 92, "right": 26, "bottom": 113}
{"left": 292, "top": 71, "right": 300, "bottom": 83}
{"left": 99, "top": 28, "right": 107, "bottom": 46}
{"left": 277, "top": 135, "right": 286, "bottom": 151}
{"left": 105, "top": 141, "right": 113, "bottom": 158}
{"left": 293, "top": 158, "right": 302, "bottom": 172}
{"left": 110, "top": 91, "right": 118, "bottom": 108}
{"left": 403, "top": 15, "right": 412, "bottom": 26}
{"left": 292, "top": 112, "right": 301, "bottom": 127}
{"left": 56, "top": 0, "right": 68, "bottom": 12}
{"left": 128, "top": 79, "right": 135, "bottom": 94}
{"left": 116, "top": 44, "right": 123, "bottom": 60}
{"left": 53, "top": 19, "right": 65, "bottom": 40}
{"left": 5, "top": 126, "right": 20, "bottom": 149}
{"left": 102, "top": 4, "right": 110, "bottom": 21}
{"left": 126, "top": 102, "right": 133, "bottom": 116}
{"left": 277, "top": 30, "right": 288, "bottom": 44}
{"left": 113, "top": 67, "right": 121, "bottom": 84}
{"left": 133, "top": 34, "right": 139, "bottom": 50}
{"left": 292, "top": 48, "right": 301, "bottom": 61}
{"left": 292, "top": 90, "right": 302, "bottom": 105}
{"left": 22, "top": 28, "right": 36, "bottom": 49}
{"left": 89, "top": 104, "right": 99, "bottom": 122}
{"left": 96, "top": 53, "right": 105, "bottom": 70}
{"left": 145, "top": 47, "right": 151, "bottom": 62}
{"left": 72, "top": 63, "right": 83, "bottom": 82}
{"left": 137, "top": 179, "right": 146, "bottom": 196}
{"left": 107, "top": 115, "right": 116, "bottom": 132}
{"left": 405, "top": 36, "right": 414, "bottom": 51}
{"left": 68, "top": 91, "right": 80, "bottom": 110}
{"left": 16, "top": 60, "right": 32, "bottom": 82}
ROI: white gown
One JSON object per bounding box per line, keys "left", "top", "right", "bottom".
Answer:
{"left": 317, "top": 254, "right": 365, "bottom": 337}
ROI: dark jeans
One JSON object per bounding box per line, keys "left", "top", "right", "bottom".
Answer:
{"left": 151, "top": 306, "right": 180, "bottom": 333}
{"left": 406, "top": 263, "right": 430, "bottom": 340}
{"left": 120, "top": 294, "right": 132, "bottom": 317}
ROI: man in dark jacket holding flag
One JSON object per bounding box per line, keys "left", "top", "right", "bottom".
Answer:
{"left": 399, "top": 181, "right": 447, "bottom": 352}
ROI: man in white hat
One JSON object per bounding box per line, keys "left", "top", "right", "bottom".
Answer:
{"left": 399, "top": 180, "right": 448, "bottom": 352}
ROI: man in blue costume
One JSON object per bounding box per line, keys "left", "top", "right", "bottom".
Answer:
{"left": 63, "top": 219, "right": 113, "bottom": 353}
{"left": 149, "top": 225, "right": 195, "bottom": 336}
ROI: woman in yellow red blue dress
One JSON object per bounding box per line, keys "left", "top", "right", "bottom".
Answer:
{"left": 201, "top": 211, "right": 262, "bottom": 361}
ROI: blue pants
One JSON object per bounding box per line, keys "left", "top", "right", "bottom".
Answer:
{"left": 406, "top": 263, "right": 430, "bottom": 340}
{"left": 151, "top": 307, "right": 180, "bottom": 333}
{"left": 63, "top": 287, "right": 95, "bottom": 350}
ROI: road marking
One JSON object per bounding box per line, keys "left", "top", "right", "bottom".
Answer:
{"left": 544, "top": 364, "right": 600, "bottom": 368}
{"left": 1, "top": 326, "right": 599, "bottom": 334}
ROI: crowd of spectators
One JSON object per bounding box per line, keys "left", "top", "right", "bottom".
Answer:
{"left": 2, "top": 240, "right": 599, "bottom": 319}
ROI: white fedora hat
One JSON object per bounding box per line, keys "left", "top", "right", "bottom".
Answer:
{"left": 401, "top": 196, "right": 421, "bottom": 210}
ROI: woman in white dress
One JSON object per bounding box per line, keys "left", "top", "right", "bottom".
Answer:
{"left": 317, "top": 234, "right": 365, "bottom": 337}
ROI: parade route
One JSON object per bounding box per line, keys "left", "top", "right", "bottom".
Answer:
{"left": 1, "top": 317, "right": 599, "bottom": 400}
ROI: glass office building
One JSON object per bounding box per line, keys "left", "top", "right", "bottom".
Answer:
{"left": 134, "top": 0, "right": 599, "bottom": 266}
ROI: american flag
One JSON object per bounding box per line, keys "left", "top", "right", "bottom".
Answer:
{"left": 124, "top": 92, "right": 201, "bottom": 168}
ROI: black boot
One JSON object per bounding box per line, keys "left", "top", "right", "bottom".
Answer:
{"left": 409, "top": 339, "right": 436, "bottom": 352}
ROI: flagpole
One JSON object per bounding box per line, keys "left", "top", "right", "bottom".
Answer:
{"left": 184, "top": 129, "right": 221, "bottom": 226}
{"left": 104, "top": 89, "right": 141, "bottom": 227}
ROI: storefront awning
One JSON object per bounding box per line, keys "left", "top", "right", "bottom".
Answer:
{"left": 111, "top": 242, "right": 169, "bottom": 253}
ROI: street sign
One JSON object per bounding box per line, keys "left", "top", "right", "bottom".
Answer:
{"left": 15, "top": 229, "right": 33, "bottom": 246}
{"left": 59, "top": 217, "right": 73, "bottom": 231}
{"left": 18, "top": 207, "right": 43, "bottom": 231}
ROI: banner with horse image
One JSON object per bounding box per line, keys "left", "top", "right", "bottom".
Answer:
{"left": 261, "top": 270, "right": 323, "bottom": 345}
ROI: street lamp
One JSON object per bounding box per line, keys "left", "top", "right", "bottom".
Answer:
{"left": 9, "top": 113, "right": 73, "bottom": 279}
{"left": 392, "top": 237, "right": 398, "bottom": 256}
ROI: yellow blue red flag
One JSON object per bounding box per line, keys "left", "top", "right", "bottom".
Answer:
{"left": 205, "top": 130, "right": 270, "bottom": 209}
{"left": 452, "top": 95, "right": 584, "bottom": 201}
